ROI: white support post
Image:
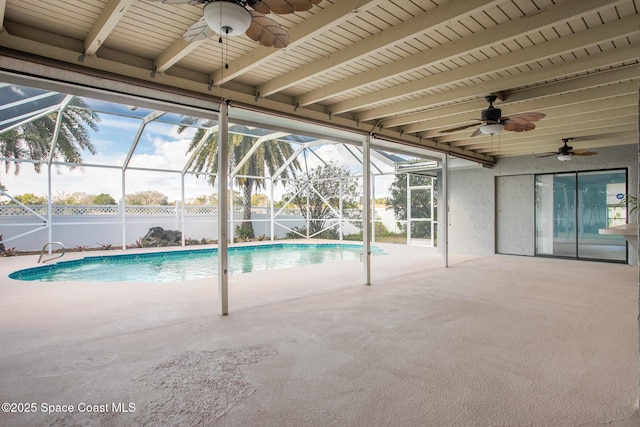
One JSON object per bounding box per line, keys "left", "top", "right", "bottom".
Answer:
{"left": 339, "top": 180, "right": 343, "bottom": 241}
{"left": 430, "top": 177, "right": 435, "bottom": 247}
{"left": 442, "top": 154, "right": 449, "bottom": 267}
{"left": 174, "top": 201, "right": 179, "bottom": 232}
{"left": 47, "top": 165, "right": 53, "bottom": 254}
{"left": 270, "top": 178, "right": 275, "bottom": 241}
{"left": 407, "top": 173, "right": 411, "bottom": 246}
{"left": 218, "top": 101, "right": 229, "bottom": 316}
{"left": 372, "top": 176, "right": 376, "bottom": 243}
{"left": 229, "top": 177, "right": 235, "bottom": 244}
{"left": 180, "top": 173, "right": 185, "bottom": 246}
{"left": 306, "top": 183, "right": 310, "bottom": 238}
{"left": 363, "top": 135, "right": 371, "bottom": 286}
{"left": 121, "top": 170, "right": 126, "bottom": 250}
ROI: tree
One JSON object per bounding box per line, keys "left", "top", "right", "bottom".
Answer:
{"left": 283, "top": 161, "right": 360, "bottom": 238}
{"left": 191, "top": 194, "right": 213, "bottom": 206}
{"left": 52, "top": 191, "right": 81, "bottom": 205}
{"left": 92, "top": 193, "right": 117, "bottom": 205}
{"left": 53, "top": 191, "right": 101, "bottom": 204}
{"left": 12, "top": 193, "right": 47, "bottom": 205}
{"left": 251, "top": 193, "right": 270, "bottom": 207}
{"left": 126, "top": 190, "right": 169, "bottom": 206}
{"left": 0, "top": 94, "right": 100, "bottom": 189}
{"left": 386, "top": 174, "right": 435, "bottom": 236}
{"left": 374, "top": 197, "right": 388, "bottom": 206}
{"left": 180, "top": 123, "right": 300, "bottom": 238}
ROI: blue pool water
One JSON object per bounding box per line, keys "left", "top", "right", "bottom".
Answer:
{"left": 9, "top": 243, "right": 383, "bottom": 284}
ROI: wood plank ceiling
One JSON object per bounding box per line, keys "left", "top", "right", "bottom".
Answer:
{"left": 0, "top": 0, "right": 638, "bottom": 165}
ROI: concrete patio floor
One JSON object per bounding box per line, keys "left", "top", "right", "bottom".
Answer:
{"left": 0, "top": 242, "right": 638, "bottom": 426}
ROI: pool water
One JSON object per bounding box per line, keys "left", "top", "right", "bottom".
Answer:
{"left": 9, "top": 243, "right": 383, "bottom": 284}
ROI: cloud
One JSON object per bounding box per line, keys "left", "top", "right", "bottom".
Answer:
{"left": 2, "top": 128, "right": 399, "bottom": 205}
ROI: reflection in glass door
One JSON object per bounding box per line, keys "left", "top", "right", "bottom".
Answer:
{"left": 535, "top": 169, "right": 627, "bottom": 262}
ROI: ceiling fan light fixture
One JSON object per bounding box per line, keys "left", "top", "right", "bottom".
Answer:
{"left": 479, "top": 123, "right": 504, "bottom": 135}
{"left": 203, "top": 1, "right": 252, "bottom": 36}
{"left": 557, "top": 153, "right": 573, "bottom": 161}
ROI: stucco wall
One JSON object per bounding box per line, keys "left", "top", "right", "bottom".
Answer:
{"left": 444, "top": 143, "right": 638, "bottom": 264}
{"left": 446, "top": 165, "right": 496, "bottom": 256}
{"left": 496, "top": 174, "right": 535, "bottom": 256}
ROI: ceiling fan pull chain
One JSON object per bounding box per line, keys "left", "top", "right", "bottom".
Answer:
{"left": 224, "top": 32, "right": 230, "bottom": 69}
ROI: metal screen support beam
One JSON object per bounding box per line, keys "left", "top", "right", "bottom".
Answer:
{"left": 47, "top": 165, "right": 53, "bottom": 253}
{"left": 372, "top": 177, "right": 376, "bottom": 242}
{"left": 407, "top": 173, "right": 411, "bottom": 245}
{"left": 180, "top": 173, "right": 185, "bottom": 246}
{"left": 363, "top": 134, "right": 371, "bottom": 286}
{"left": 270, "top": 178, "right": 275, "bottom": 241}
{"left": 229, "top": 177, "right": 235, "bottom": 243}
{"left": 306, "top": 183, "right": 310, "bottom": 238}
{"left": 121, "top": 170, "right": 126, "bottom": 249}
{"left": 442, "top": 153, "right": 449, "bottom": 267}
{"left": 339, "top": 180, "right": 343, "bottom": 241}
{"left": 218, "top": 101, "right": 229, "bottom": 316}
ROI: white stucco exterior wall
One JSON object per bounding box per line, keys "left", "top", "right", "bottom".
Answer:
{"left": 442, "top": 143, "right": 638, "bottom": 264}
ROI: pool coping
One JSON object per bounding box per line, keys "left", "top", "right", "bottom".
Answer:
{"left": 9, "top": 241, "right": 387, "bottom": 282}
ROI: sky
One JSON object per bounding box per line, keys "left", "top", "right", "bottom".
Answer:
{"left": 1, "top": 89, "right": 399, "bottom": 204}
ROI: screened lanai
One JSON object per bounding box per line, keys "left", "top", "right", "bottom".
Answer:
{"left": 0, "top": 81, "right": 464, "bottom": 249}
{"left": 0, "top": 78, "right": 474, "bottom": 314}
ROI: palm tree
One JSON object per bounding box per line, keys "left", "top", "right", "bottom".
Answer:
{"left": 181, "top": 123, "right": 300, "bottom": 238}
{"left": 0, "top": 95, "right": 100, "bottom": 188}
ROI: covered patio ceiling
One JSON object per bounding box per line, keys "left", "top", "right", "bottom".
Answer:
{"left": 0, "top": 0, "right": 638, "bottom": 166}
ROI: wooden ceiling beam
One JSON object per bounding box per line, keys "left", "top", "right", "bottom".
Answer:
{"left": 84, "top": 0, "right": 134, "bottom": 56}
{"left": 337, "top": 14, "right": 638, "bottom": 119}
{"left": 0, "top": 0, "right": 6, "bottom": 32}
{"left": 260, "top": 0, "right": 502, "bottom": 98}
{"left": 356, "top": 43, "right": 639, "bottom": 123}
{"left": 296, "top": 0, "right": 620, "bottom": 110}
{"left": 153, "top": 38, "right": 204, "bottom": 74}
{"left": 210, "top": 0, "right": 382, "bottom": 87}
{"left": 397, "top": 68, "right": 639, "bottom": 135}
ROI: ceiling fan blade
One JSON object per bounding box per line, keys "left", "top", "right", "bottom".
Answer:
{"left": 470, "top": 127, "right": 483, "bottom": 137}
{"left": 260, "top": 0, "right": 318, "bottom": 14}
{"left": 439, "top": 121, "right": 481, "bottom": 134}
{"left": 572, "top": 149, "right": 598, "bottom": 156}
{"left": 503, "top": 121, "right": 535, "bottom": 132}
{"left": 536, "top": 152, "right": 560, "bottom": 157}
{"left": 183, "top": 17, "right": 214, "bottom": 42}
{"left": 504, "top": 112, "right": 545, "bottom": 123}
{"left": 247, "top": 1, "right": 271, "bottom": 14}
{"left": 246, "top": 12, "right": 290, "bottom": 47}
{"left": 147, "top": 0, "right": 197, "bottom": 4}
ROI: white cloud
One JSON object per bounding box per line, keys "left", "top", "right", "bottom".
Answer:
{"left": 1, "top": 128, "right": 397, "bottom": 205}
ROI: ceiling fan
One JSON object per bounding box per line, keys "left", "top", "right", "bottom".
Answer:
{"left": 441, "top": 95, "right": 545, "bottom": 137}
{"left": 149, "top": 0, "right": 322, "bottom": 48}
{"left": 537, "top": 138, "right": 598, "bottom": 161}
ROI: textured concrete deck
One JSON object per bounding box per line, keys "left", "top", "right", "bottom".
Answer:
{"left": 0, "top": 242, "right": 638, "bottom": 426}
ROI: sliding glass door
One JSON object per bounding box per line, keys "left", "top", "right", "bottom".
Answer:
{"left": 535, "top": 169, "right": 627, "bottom": 262}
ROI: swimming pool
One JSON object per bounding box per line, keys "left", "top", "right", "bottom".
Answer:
{"left": 9, "top": 243, "right": 384, "bottom": 284}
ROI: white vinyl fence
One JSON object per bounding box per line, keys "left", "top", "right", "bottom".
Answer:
{"left": 0, "top": 203, "right": 363, "bottom": 251}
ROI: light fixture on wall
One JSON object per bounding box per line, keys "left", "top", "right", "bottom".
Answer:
{"left": 203, "top": 1, "right": 252, "bottom": 35}
{"left": 479, "top": 123, "right": 504, "bottom": 135}
{"left": 557, "top": 153, "right": 573, "bottom": 161}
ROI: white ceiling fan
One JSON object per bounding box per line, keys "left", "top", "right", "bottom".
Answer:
{"left": 148, "top": 0, "right": 322, "bottom": 48}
